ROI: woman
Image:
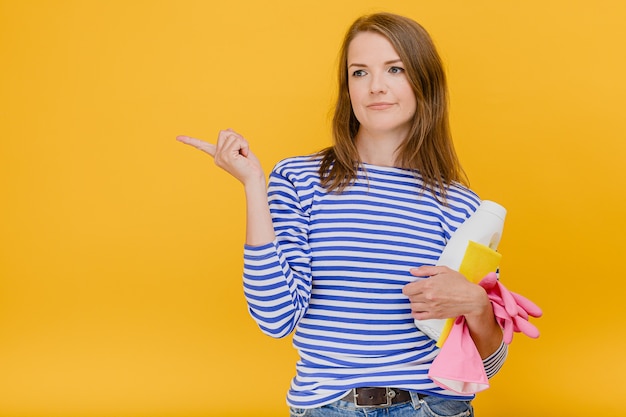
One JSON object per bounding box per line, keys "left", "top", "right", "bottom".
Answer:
{"left": 178, "top": 12, "right": 507, "bottom": 417}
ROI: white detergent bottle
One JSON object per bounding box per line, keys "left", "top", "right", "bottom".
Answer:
{"left": 414, "top": 200, "right": 506, "bottom": 341}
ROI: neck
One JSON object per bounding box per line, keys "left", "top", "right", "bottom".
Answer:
{"left": 355, "top": 129, "right": 405, "bottom": 167}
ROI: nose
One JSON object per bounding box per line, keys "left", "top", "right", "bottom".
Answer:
{"left": 369, "top": 71, "right": 387, "bottom": 94}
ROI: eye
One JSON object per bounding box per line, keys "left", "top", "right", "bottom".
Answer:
{"left": 388, "top": 66, "right": 405, "bottom": 74}
{"left": 351, "top": 69, "right": 367, "bottom": 77}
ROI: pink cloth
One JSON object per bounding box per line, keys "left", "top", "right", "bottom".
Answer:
{"left": 428, "top": 272, "right": 542, "bottom": 394}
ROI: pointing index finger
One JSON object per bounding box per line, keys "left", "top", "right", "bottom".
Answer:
{"left": 176, "top": 135, "right": 217, "bottom": 156}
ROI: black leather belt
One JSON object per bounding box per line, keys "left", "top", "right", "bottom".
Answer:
{"left": 342, "top": 387, "right": 417, "bottom": 407}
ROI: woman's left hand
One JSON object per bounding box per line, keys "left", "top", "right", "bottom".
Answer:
{"left": 402, "top": 266, "right": 490, "bottom": 321}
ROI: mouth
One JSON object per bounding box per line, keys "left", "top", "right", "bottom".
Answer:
{"left": 367, "top": 102, "right": 395, "bottom": 110}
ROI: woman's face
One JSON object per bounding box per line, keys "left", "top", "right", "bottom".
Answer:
{"left": 347, "top": 31, "right": 417, "bottom": 139}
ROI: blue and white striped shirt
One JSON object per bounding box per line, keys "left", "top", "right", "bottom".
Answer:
{"left": 243, "top": 155, "right": 507, "bottom": 408}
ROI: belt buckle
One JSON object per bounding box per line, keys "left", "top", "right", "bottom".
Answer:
{"left": 353, "top": 387, "right": 395, "bottom": 408}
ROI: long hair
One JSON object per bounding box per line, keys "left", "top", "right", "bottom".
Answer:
{"left": 318, "top": 12, "right": 468, "bottom": 201}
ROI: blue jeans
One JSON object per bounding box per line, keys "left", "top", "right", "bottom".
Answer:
{"left": 289, "top": 392, "right": 473, "bottom": 417}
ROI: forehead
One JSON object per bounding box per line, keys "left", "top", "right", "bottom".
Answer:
{"left": 347, "top": 31, "right": 400, "bottom": 63}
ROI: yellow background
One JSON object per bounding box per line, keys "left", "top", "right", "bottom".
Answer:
{"left": 1, "top": 0, "right": 625, "bottom": 416}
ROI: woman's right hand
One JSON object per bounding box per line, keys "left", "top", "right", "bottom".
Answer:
{"left": 176, "top": 129, "right": 265, "bottom": 186}
{"left": 178, "top": 129, "right": 274, "bottom": 245}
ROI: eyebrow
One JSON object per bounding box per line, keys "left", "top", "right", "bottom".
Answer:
{"left": 348, "top": 59, "right": 403, "bottom": 68}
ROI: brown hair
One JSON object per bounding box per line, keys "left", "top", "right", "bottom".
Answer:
{"left": 318, "top": 12, "right": 468, "bottom": 201}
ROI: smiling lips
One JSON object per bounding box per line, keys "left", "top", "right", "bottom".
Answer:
{"left": 367, "top": 102, "right": 395, "bottom": 110}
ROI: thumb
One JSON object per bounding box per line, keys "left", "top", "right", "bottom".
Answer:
{"left": 176, "top": 135, "right": 217, "bottom": 157}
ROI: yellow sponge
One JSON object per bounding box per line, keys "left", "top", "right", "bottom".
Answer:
{"left": 435, "top": 241, "right": 502, "bottom": 348}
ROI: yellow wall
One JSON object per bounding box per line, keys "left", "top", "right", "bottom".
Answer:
{"left": 1, "top": 0, "right": 625, "bottom": 416}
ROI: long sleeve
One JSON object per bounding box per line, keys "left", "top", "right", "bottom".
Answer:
{"left": 242, "top": 159, "right": 315, "bottom": 338}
